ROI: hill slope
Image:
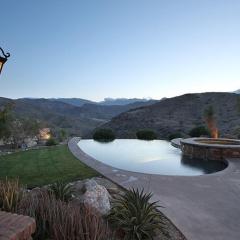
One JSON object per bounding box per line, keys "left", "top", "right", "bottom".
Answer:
{"left": 0, "top": 98, "right": 157, "bottom": 136}
{"left": 103, "top": 92, "right": 240, "bottom": 139}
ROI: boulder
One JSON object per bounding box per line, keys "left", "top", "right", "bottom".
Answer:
{"left": 79, "top": 179, "right": 111, "bottom": 215}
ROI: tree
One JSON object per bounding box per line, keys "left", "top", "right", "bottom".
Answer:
{"left": 58, "top": 129, "right": 67, "bottom": 142}
{"left": 8, "top": 118, "right": 40, "bottom": 148}
{"left": 0, "top": 104, "right": 13, "bottom": 142}
{"left": 0, "top": 104, "right": 41, "bottom": 148}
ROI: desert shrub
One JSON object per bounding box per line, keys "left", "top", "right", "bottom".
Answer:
{"left": 46, "top": 137, "right": 58, "bottom": 146}
{"left": 189, "top": 126, "right": 210, "bottom": 137}
{"left": 136, "top": 129, "right": 157, "bottom": 140}
{"left": 48, "top": 181, "right": 74, "bottom": 202}
{"left": 93, "top": 128, "right": 115, "bottom": 142}
{"left": 108, "top": 188, "right": 163, "bottom": 240}
{"left": 0, "top": 178, "right": 24, "bottom": 212}
{"left": 18, "top": 189, "right": 114, "bottom": 240}
{"left": 168, "top": 132, "right": 182, "bottom": 140}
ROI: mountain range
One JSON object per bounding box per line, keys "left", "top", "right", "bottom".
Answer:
{"left": 1, "top": 92, "right": 240, "bottom": 139}
{"left": 103, "top": 92, "right": 240, "bottom": 139}
{"left": 0, "top": 97, "right": 157, "bottom": 136}
{"left": 49, "top": 97, "right": 152, "bottom": 107}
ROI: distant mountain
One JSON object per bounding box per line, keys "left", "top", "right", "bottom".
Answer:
{"left": 78, "top": 100, "right": 158, "bottom": 120}
{"left": 99, "top": 98, "right": 152, "bottom": 106}
{"left": 234, "top": 89, "right": 240, "bottom": 94}
{"left": 0, "top": 97, "right": 158, "bottom": 137}
{"left": 48, "top": 97, "right": 155, "bottom": 107}
{"left": 102, "top": 92, "right": 240, "bottom": 139}
{"left": 49, "top": 98, "right": 95, "bottom": 107}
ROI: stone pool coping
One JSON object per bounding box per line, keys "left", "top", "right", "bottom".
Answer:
{"left": 69, "top": 137, "right": 240, "bottom": 240}
{"left": 181, "top": 137, "right": 240, "bottom": 149}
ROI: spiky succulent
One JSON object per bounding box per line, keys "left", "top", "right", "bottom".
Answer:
{"left": 48, "top": 181, "right": 74, "bottom": 202}
{"left": 108, "top": 188, "right": 164, "bottom": 240}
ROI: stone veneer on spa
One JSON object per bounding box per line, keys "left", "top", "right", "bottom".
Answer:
{"left": 181, "top": 138, "right": 240, "bottom": 161}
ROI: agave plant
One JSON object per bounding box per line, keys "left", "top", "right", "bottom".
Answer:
{"left": 48, "top": 181, "right": 74, "bottom": 202}
{"left": 108, "top": 188, "right": 164, "bottom": 240}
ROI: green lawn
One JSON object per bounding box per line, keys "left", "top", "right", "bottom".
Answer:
{"left": 0, "top": 145, "right": 98, "bottom": 188}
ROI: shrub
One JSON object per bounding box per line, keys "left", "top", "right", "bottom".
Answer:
{"left": 93, "top": 128, "right": 115, "bottom": 142}
{"left": 136, "top": 129, "right": 157, "bottom": 140}
{"left": 0, "top": 178, "right": 24, "bottom": 212}
{"left": 189, "top": 126, "right": 210, "bottom": 137}
{"left": 168, "top": 132, "right": 182, "bottom": 140}
{"left": 46, "top": 137, "right": 58, "bottom": 146}
{"left": 48, "top": 181, "right": 74, "bottom": 202}
{"left": 18, "top": 189, "right": 114, "bottom": 240}
{"left": 108, "top": 188, "right": 163, "bottom": 240}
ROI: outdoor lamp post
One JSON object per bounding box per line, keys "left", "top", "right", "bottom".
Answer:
{"left": 0, "top": 47, "right": 10, "bottom": 75}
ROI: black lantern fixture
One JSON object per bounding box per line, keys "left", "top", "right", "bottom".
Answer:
{"left": 0, "top": 47, "right": 10, "bottom": 75}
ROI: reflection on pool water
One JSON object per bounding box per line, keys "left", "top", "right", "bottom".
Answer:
{"left": 78, "top": 139, "right": 227, "bottom": 176}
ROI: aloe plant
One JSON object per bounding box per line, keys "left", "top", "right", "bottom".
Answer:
{"left": 108, "top": 188, "right": 164, "bottom": 240}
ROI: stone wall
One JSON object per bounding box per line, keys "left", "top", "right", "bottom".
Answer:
{"left": 181, "top": 143, "right": 240, "bottom": 161}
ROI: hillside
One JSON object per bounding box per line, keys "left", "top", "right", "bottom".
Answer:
{"left": 0, "top": 97, "right": 157, "bottom": 136}
{"left": 49, "top": 98, "right": 94, "bottom": 107}
{"left": 103, "top": 92, "right": 240, "bottom": 139}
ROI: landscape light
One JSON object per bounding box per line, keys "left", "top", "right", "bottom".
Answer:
{"left": 0, "top": 47, "right": 10, "bottom": 75}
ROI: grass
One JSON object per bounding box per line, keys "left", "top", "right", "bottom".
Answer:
{"left": 0, "top": 145, "right": 98, "bottom": 188}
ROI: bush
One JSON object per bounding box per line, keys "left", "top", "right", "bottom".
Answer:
{"left": 48, "top": 181, "right": 74, "bottom": 202}
{"left": 46, "top": 138, "right": 58, "bottom": 146}
{"left": 136, "top": 129, "right": 157, "bottom": 140}
{"left": 93, "top": 129, "right": 115, "bottom": 142}
{"left": 0, "top": 178, "right": 24, "bottom": 212}
{"left": 189, "top": 126, "right": 210, "bottom": 137}
{"left": 168, "top": 132, "right": 182, "bottom": 140}
{"left": 108, "top": 188, "right": 163, "bottom": 240}
{"left": 18, "top": 189, "right": 114, "bottom": 240}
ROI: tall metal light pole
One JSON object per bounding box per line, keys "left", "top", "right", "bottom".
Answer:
{"left": 0, "top": 47, "right": 10, "bottom": 75}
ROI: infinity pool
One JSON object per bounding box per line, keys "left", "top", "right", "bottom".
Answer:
{"left": 78, "top": 139, "right": 226, "bottom": 176}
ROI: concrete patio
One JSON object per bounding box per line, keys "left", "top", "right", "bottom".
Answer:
{"left": 69, "top": 137, "right": 240, "bottom": 240}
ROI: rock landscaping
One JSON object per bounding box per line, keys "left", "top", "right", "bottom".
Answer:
{"left": 46, "top": 177, "right": 185, "bottom": 240}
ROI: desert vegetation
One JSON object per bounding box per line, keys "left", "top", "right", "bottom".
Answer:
{"left": 108, "top": 188, "right": 163, "bottom": 239}
{"left": 136, "top": 129, "right": 157, "bottom": 140}
{"left": 189, "top": 126, "right": 210, "bottom": 137}
{"left": 0, "top": 180, "right": 114, "bottom": 240}
{"left": 168, "top": 132, "right": 183, "bottom": 140}
{"left": 0, "top": 178, "right": 165, "bottom": 240}
{"left": 45, "top": 137, "right": 58, "bottom": 146}
{"left": 93, "top": 128, "right": 116, "bottom": 142}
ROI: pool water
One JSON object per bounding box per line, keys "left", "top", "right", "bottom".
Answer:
{"left": 78, "top": 139, "right": 226, "bottom": 176}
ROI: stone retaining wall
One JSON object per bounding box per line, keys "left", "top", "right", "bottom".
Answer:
{"left": 181, "top": 143, "right": 240, "bottom": 160}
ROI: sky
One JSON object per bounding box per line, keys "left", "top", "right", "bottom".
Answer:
{"left": 0, "top": 0, "right": 240, "bottom": 101}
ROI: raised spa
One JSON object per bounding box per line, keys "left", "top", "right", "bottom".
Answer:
{"left": 181, "top": 138, "right": 240, "bottom": 160}
{"left": 78, "top": 139, "right": 226, "bottom": 176}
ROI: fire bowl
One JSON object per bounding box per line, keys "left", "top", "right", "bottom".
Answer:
{"left": 180, "top": 138, "right": 240, "bottom": 160}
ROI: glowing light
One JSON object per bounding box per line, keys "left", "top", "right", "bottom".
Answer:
{"left": 39, "top": 128, "right": 51, "bottom": 140}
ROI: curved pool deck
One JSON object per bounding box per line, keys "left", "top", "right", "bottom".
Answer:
{"left": 69, "top": 137, "right": 240, "bottom": 240}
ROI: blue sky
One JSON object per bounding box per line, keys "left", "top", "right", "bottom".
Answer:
{"left": 1, "top": 0, "right": 240, "bottom": 101}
